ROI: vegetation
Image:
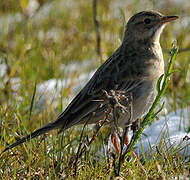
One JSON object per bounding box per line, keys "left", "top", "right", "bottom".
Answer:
{"left": 0, "top": 0, "right": 189, "bottom": 179}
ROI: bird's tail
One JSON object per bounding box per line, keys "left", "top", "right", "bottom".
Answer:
{"left": 2, "top": 121, "right": 59, "bottom": 153}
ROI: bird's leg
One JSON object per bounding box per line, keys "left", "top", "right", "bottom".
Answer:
{"left": 111, "top": 132, "right": 120, "bottom": 153}
{"left": 124, "top": 127, "right": 129, "bottom": 146}
{"left": 111, "top": 126, "right": 129, "bottom": 154}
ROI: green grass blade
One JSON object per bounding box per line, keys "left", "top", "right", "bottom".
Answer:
{"left": 28, "top": 80, "right": 37, "bottom": 122}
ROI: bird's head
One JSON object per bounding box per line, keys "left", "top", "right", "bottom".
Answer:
{"left": 124, "top": 11, "right": 178, "bottom": 44}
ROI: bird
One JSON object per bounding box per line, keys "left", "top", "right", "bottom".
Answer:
{"left": 2, "top": 10, "right": 178, "bottom": 153}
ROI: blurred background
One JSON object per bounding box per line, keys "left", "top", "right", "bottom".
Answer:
{"left": 0, "top": 0, "right": 189, "bottom": 112}
{"left": 0, "top": 0, "right": 189, "bottom": 178}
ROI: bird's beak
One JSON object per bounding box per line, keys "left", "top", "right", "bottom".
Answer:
{"left": 160, "top": 15, "right": 179, "bottom": 24}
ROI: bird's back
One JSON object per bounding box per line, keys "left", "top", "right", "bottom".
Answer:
{"left": 55, "top": 40, "right": 164, "bottom": 129}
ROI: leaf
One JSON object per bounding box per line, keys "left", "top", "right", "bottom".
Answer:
{"left": 156, "top": 74, "right": 164, "bottom": 93}
{"left": 167, "top": 69, "right": 180, "bottom": 77}
{"left": 152, "top": 102, "right": 165, "bottom": 119}
{"left": 29, "top": 80, "right": 37, "bottom": 122}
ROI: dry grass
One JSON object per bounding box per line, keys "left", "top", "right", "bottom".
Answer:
{"left": 0, "top": 0, "right": 189, "bottom": 179}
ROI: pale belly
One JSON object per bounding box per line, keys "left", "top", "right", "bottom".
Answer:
{"left": 118, "top": 80, "right": 157, "bottom": 127}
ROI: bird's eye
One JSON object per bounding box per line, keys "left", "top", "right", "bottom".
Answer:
{"left": 144, "top": 18, "right": 151, "bottom": 24}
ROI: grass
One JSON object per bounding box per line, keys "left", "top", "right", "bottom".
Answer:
{"left": 0, "top": 0, "right": 189, "bottom": 179}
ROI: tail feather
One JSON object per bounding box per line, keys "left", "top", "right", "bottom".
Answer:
{"left": 2, "top": 122, "right": 58, "bottom": 153}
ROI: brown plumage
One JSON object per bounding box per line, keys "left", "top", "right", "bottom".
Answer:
{"left": 2, "top": 11, "right": 178, "bottom": 153}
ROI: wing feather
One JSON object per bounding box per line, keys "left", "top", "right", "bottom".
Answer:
{"left": 56, "top": 47, "right": 143, "bottom": 130}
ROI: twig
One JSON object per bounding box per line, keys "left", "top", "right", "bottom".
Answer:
{"left": 102, "top": 90, "right": 133, "bottom": 176}
{"left": 116, "top": 127, "right": 128, "bottom": 176}
{"left": 73, "top": 110, "right": 109, "bottom": 176}
{"left": 73, "top": 89, "right": 131, "bottom": 176}
{"left": 78, "top": 112, "right": 109, "bottom": 156}
{"left": 112, "top": 153, "right": 118, "bottom": 177}
{"left": 111, "top": 92, "right": 132, "bottom": 176}
{"left": 73, "top": 114, "right": 92, "bottom": 176}
{"left": 93, "top": 0, "right": 103, "bottom": 63}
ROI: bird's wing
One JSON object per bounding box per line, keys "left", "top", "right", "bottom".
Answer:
{"left": 56, "top": 47, "right": 143, "bottom": 130}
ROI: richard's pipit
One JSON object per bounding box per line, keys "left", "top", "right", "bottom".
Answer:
{"left": 3, "top": 11, "right": 178, "bottom": 152}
